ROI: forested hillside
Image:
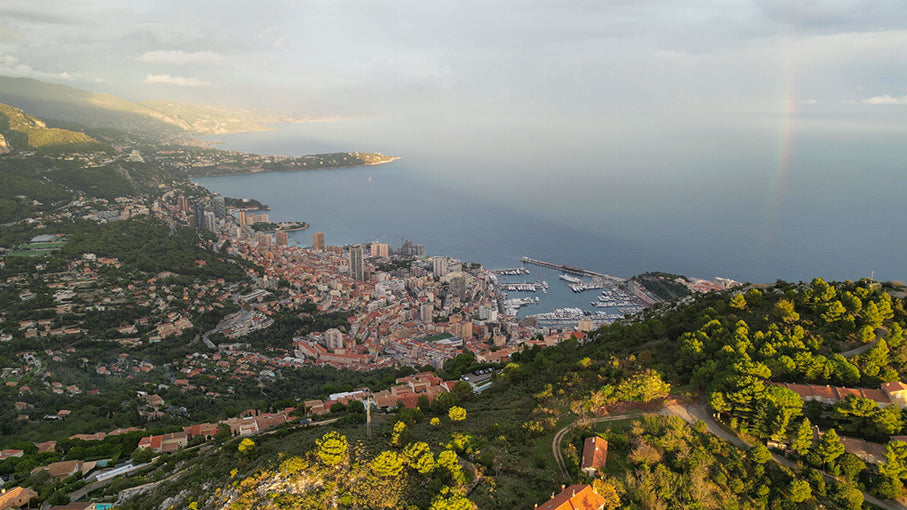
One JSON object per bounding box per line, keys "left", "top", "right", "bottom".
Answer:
{"left": 101, "top": 278, "right": 907, "bottom": 509}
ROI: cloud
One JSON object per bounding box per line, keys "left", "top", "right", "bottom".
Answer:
{"left": 0, "top": 56, "right": 73, "bottom": 80}
{"left": 862, "top": 94, "right": 907, "bottom": 105}
{"left": 0, "top": 4, "right": 91, "bottom": 25}
{"left": 754, "top": 0, "right": 907, "bottom": 33}
{"left": 797, "top": 99, "right": 817, "bottom": 105}
{"left": 144, "top": 73, "right": 209, "bottom": 87}
{"left": 138, "top": 50, "right": 224, "bottom": 65}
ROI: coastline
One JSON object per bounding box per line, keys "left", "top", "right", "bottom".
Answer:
{"left": 186, "top": 155, "right": 400, "bottom": 178}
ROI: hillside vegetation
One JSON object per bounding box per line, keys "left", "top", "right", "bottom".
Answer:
{"left": 0, "top": 103, "right": 102, "bottom": 150}
{"left": 97, "top": 278, "right": 907, "bottom": 510}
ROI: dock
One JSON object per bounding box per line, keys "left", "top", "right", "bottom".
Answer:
{"left": 521, "top": 257, "right": 625, "bottom": 283}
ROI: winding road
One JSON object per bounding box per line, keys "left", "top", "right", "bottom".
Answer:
{"left": 550, "top": 401, "right": 907, "bottom": 510}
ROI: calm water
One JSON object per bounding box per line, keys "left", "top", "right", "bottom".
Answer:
{"left": 196, "top": 112, "right": 907, "bottom": 312}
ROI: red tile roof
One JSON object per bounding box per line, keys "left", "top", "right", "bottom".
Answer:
{"left": 537, "top": 484, "right": 606, "bottom": 510}
{"left": 581, "top": 437, "right": 608, "bottom": 472}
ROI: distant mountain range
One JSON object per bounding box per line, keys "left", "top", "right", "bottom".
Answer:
{"left": 0, "top": 76, "right": 285, "bottom": 136}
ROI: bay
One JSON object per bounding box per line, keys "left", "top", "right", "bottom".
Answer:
{"left": 195, "top": 112, "right": 907, "bottom": 313}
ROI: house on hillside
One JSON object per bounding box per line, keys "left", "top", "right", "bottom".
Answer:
{"left": 581, "top": 436, "right": 608, "bottom": 477}
{"left": 772, "top": 382, "right": 892, "bottom": 407}
{"left": 535, "top": 484, "right": 606, "bottom": 510}
{"left": 883, "top": 381, "right": 907, "bottom": 407}
{"left": 0, "top": 487, "right": 37, "bottom": 510}
{"left": 839, "top": 436, "right": 887, "bottom": 465}
{"left": 31, "top": 460, "right": 83, "bottom": 480}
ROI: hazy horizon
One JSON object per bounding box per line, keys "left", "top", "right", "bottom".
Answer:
{"left": 4, "top": 0, "right": 906, "bottom": 283}
{"left": 2, "top": 1, "right": 907, "bottom": 120}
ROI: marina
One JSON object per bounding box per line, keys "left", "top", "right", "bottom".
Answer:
{"left": 502, "top": 296, "right": 540, "bottom": 315}
{"left": 530, "top": 307, "right": 622, "bottom": 328}
{"left": 500, "top": 281, "right": 548, "bottom": 293}
{"left": 492, "top": 267, "right": 531, "bottom": 276}
{"left": 568, "top": 280, "right": 609, "bottom": 293}
{"left": 591, "top": 288, "right": 640, "bottom": 308}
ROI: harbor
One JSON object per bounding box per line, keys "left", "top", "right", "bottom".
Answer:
{"left": 490, "top": 256, "right": 658, "bottom": 321}
{"left": 500, "top": 280, "right": 548, "bottom": 293}
{"left": 521, "top": 256, "right": 626, "bottom": 283}
{"left": 491, "top": 267, "right": 530, "bottom": 276}
{"left": 530, "top": 307, "right": 622, "bottom": 328}
{"left": 502, "top": 296, "right": 540, "bottom": 316}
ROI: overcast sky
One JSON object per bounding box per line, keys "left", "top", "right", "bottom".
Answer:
{"left": 2, "top": 0, "right": 907, "bottom": 116}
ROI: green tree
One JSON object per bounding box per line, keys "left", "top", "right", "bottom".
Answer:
{"left": 813, "top": 429, "right": 845, "bottom": 468}
{"left": 391, "top": 421, "right": 410, "bottom": 447}
{"left": 886, "top": 322, "right": 905, "bottom": 347}
{"left": 315, "top": 431, "right": 348, "bottom": 467}
{"left": 428, "top": 486, "right": 472, "bottom": 510}
{"left": 130, "top": 447, "right": 154, "bottom": 464}
{"left": 859, "top": 339, "right": 890, "bottom": 378}
{"left": 788, "top": 478, "right": 812, "bottom": 503}
{"left": 863, "top": 302, "right": 884, "bottom": 329}
{"left": 448, "top": 406, "right": 466, "bottom": 423}
{"left": 237, "top": 438, "right": 255, "bottom": 455}
{"left": 832, "top": 395, "right": 880, "bottom": 435}
{"left": 280, "top": 456, "right": 308, "bottom": 476}
{"left": 403, "top": 442, "right": 436, "bottom": 475}
{"left": 810, "top": 277, "right": 837, "bottom": 303}
{"left": 837, "top": 452, "right": 866, "bottom": 481}
{"left": 616, "top": 369, "right": 671, "bottom": 402}
{"left": 370, "top": 450, "right": 405, "bottom": 478}
{"left": 822, "top": 301, "right": 847, "bottom": 323}
{"left": 438, "top": 449, "right": 463, "bottom": 482}
{"left": 879, "top": 440, "right": 907, "bottom": 482}
{"left": 831, "top": 481, "right": 864, "bottom": 510}
{"left": 774, "top": 299, "right": 800, "bottom": 323}
{"left": 748, "top": 445, "right": 771, "bottom": 464}
{"left": 214, "top": 423, "right": 232, "bottom": 443}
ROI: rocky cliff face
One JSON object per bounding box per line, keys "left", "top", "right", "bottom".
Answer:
{"left": 0, "top": 133, "right": 9, "bottom": 154}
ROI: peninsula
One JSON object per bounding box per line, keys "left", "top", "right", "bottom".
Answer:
{"left": 148, "top": 147, "right": 399, "bottom": 178}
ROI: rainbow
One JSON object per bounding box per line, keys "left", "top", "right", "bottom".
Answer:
{"left": 762, "top": 52, "right": 800, "bottom": 243}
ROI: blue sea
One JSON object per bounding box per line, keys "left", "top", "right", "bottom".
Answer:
{"left": 195, "top": 112, "right": 907, "bottom": 313}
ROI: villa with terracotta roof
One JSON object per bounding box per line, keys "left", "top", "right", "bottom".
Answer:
{"left": 535, "top": 484, "right": 606, "bottom": 510}
{"left": 883, "top": 381, "right": 907, "bottom": 407}
{"left": 0, "top": 487, "right": 37, "bottom": 510}
{"left": 772, "top": 382, "right": 893, "bottom": 407}
{"left": 31, "top": 460, "right": 83, "bottom": 480}
{"left": 581, "top": 436, "right": 608, "bottom": 477}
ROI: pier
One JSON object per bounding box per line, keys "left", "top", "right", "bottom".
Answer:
{"left": 521, "top": 257, "right": 626, "bottom": 283}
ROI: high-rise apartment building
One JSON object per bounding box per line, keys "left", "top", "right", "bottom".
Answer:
{"left": 432, "top": 256, "right": 448, "bottom": 278}
{"left": 370, "top": 243, "right": 389, "bottom": 258}
{"left": 237, "top": 210, "right": 247, "bottom": 226}
{"left": 204, "top": 211, "right": 217, "bottom": 232}
{"left": 178, "top": 195, "right": 188, "bottom": 214}
{"left": 212, "top": 196, "right": 226, "bottom": 219}
{"left": 275, "top": 230, "right": 289, "bottom": 247}
{"left": 323, "top": 328, "right": 344, "bottom": 350}
{"left": 193, "top": 201, "right": 206, "bottom": 229}
{"left": 349, "top": 245, "right": 365, "bottom": 281}
{"left": 420, "top": 303, "right": 433, "bottom": 323}
{"left": 450, "top": 275, "right": 467, "bottom": 300}
{"left": 313, "top": 232, "right": 325, "bottom": 251}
